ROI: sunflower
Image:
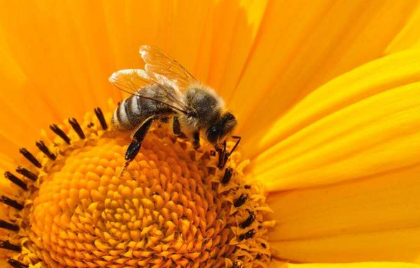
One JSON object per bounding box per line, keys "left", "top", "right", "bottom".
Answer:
{"left": 1, "top": 0, "right": 420, "bottom": 267}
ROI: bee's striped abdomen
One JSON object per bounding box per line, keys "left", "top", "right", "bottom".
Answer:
{"left": 112, "top": 85, "right": 176, "bottom": 131}
{"left": 112, "top": 95, "right": 142, "bottom": 130}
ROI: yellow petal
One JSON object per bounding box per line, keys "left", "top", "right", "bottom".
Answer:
{"left": 251, "top": 49, "right": 420, "bottom": 191}
{"left": 267, "top": 163, "right": 420, "bottom": 241}
{"left": 232, "top": 0, "right": 419, "bottom": 155}
{"left": 270, "top": 260, "right": 420, "bottom": 268}
{"left": 267, "top": 163, "right": 420, "bottom": 263}
{"left": 271, "top": 226, "right": 420, "bottom": 263}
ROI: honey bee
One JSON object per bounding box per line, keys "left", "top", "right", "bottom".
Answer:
{"left": 110, "top": 45, "right": 240, "bottom": 169}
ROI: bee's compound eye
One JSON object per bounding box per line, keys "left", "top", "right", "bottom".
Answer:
{"left": 207, "top": 125, "right": 219, "bottom": 144}
{"left": 210, "top": 126, "right": 217, "bottom": 134}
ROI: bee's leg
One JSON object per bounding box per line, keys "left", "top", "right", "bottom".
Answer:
{"left": 193, "top": 131, "right": 200, "bottom": 150}
{"left": 217, "top": 141, "right": 227, "bottom": 169}
{"left": 120, "top": 116, "right": 155, "bottom": 176}
{"left": 127, "top": 117, "right": 155, "bottom": 160}
{"left": 173, "top": 116, "right": 181, "bottom": 135}
{"left": 172, "top": 116, "right": 187, "bottom": 139}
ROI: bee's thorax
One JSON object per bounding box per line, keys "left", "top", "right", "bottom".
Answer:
{"left": 185, "top": 87, "right": 223, "bottom": 128}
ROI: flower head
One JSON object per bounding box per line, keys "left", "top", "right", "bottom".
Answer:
{"left": 1, "top": 1, "right": 420, "bottom": 268}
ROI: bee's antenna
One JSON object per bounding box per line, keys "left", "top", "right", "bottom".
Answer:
{"left": 228, "top": 135, "right": 241, "bottom": 156}
{"left": 216, "top": 136, "right": 241, "bottom": 169}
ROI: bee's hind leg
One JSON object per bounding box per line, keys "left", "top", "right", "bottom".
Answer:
{"left": 120, "top": 116, "right": 155, "bottom": 177}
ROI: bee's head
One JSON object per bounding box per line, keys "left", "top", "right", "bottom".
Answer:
{"left": 206, "top": 112, "right": 237, "bottom": 145}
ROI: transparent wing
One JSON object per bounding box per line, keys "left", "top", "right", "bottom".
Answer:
{"left": 109, "top": 69, "right": 156, "bottom": 93}
{"left": 139, "top": 45, "right": 198, "bottom": 91}
{"left": 109, "top": 69, "right": 189, "bottom": 114}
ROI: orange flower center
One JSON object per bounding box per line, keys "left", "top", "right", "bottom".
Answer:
{"left": 1, "top": 106, "right": 273, "bottom": 268}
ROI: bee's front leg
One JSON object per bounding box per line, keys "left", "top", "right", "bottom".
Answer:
{"left": 216, "top": 141, "right": 227, "bottom": 169}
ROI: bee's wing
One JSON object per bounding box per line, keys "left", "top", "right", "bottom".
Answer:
{"left": 109, "top": 69, "right": 156, "bottom": 92}
{"left": 109, "top": 69, "right": 189, "bottom": 114}
{"left": 140, "top": 45, "right": 198, "bottom": 91}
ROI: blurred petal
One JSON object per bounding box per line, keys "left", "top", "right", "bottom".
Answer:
{"left": 251, "top": 49, "right": 420, "bottom": 191}
{"left": 0, "top": 0, "right": 264, "bottom": 156}
{"left": 0, "top": 46, "right": 51, "bottom": 160}
{"left": 386, "top": 6, "right": 420, "bottom": 53}
{"left": 270, "top": 260, "right": 420, "bottom": 268}
{"left": 204, "top": 0, "right": 268, "bottom": 93}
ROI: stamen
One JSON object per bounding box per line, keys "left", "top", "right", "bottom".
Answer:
{"left": 0, "top": 219, "right": 20, "bottom": 231}
{"left": 238, "top": 229, "right": 256, "bottom": 241}
{"left": 16, "top": 166, "right": 37, "bottom": 181}
{"left": 234, "top": 194, "right": 248, "bottom": 207}
{"left": 240, "top": 212, "right": 255, "bottom": 229}
{"left": 0, "top": 240, "right": 21, "bottom": 252}
{"left": 7, "top": 259, "right": 28, "bottom": 268}
{"left": 94, "top": 107, "right": 108, "bottom": 130}
{"left": 221, "top": 167, "right": 233, "bottom": 184}
{"left": 233, "top": 261, "right": 244, "bottom": 268}
{"left": 68, "top": 118, "right": 85, "bottom": 139}
{"left": 49, "top": 124, "right": 71, "bottom": 144}
{"left": 4, "top": 171, "right": 27, "bottom": 191}
{"left": 0, "top": 195, "right": 24, "bottom": 210}
{"left": 35, "top": 140, "right": 56, "bottom": 160}
{"left": 19, "top": 148, "right": 41, "bottom": 168}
